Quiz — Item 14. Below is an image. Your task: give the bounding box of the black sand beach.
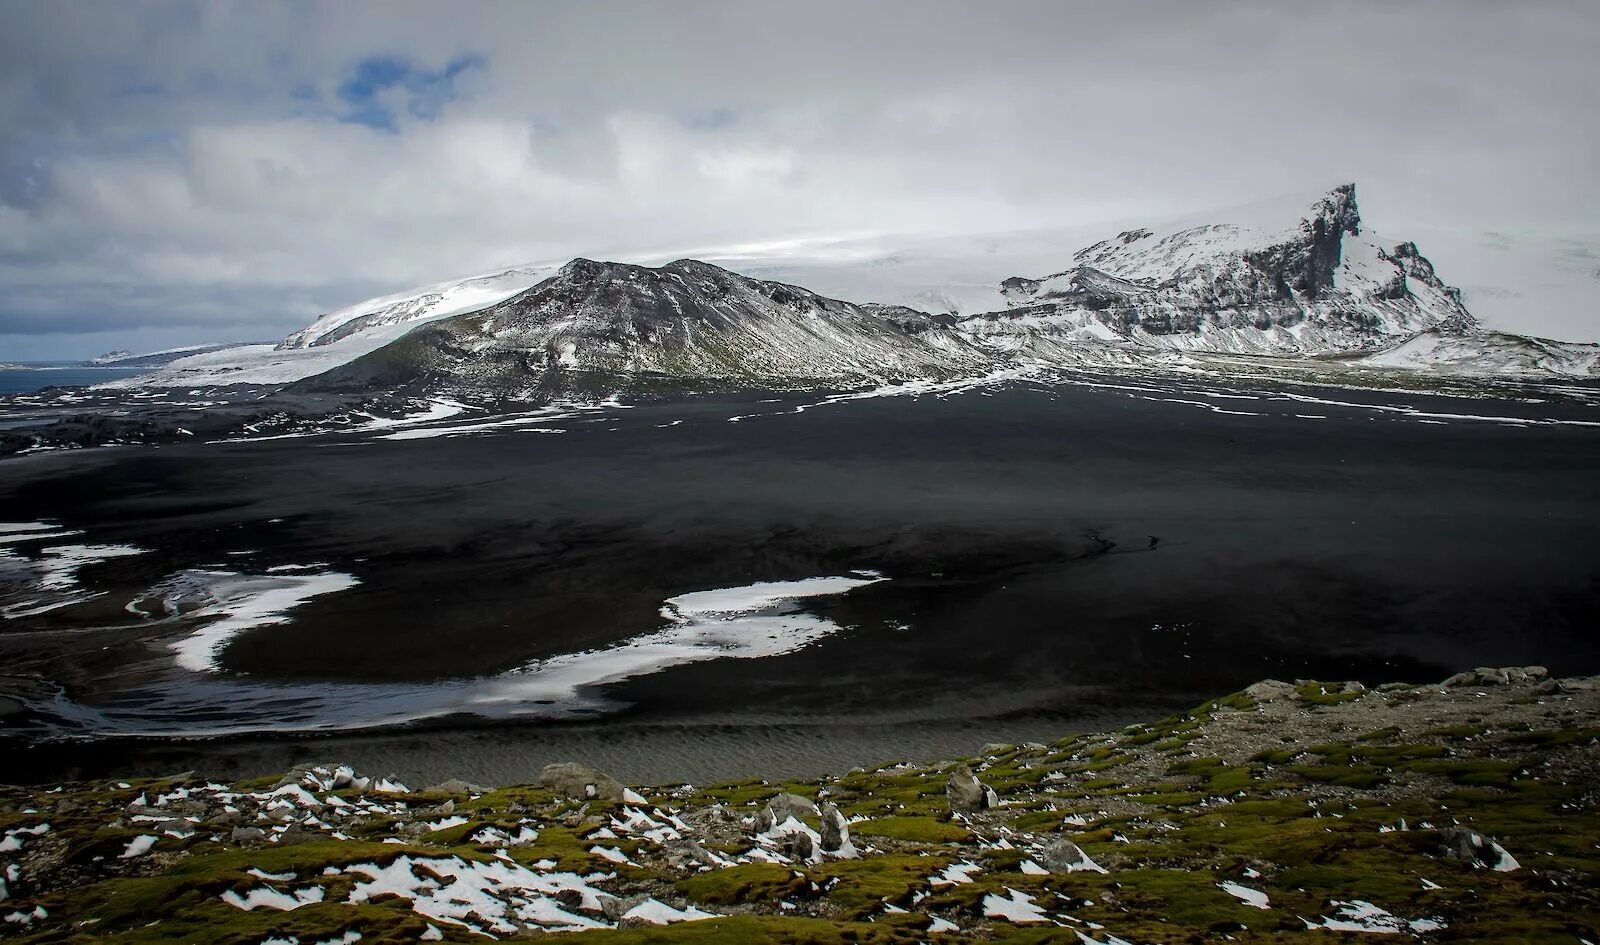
[3,375,1599,786]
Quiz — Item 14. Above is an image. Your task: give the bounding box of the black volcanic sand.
[3,377,1599,786]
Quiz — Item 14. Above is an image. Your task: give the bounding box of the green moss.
[813,855,951,919]
[555,915,923,944]
[1283,764,1387,789]
[676,863,810,906]
[1295,681,1366,705]
[850,815,971,844]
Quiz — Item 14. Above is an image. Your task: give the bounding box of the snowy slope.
[279,265,552,349]
[85,343,261,368]
[975,184,1476,357]
[1396,227,1600,344]
[101,265,554,388]
[1362,330,1600,377]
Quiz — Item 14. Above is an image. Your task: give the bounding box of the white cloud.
[0,0,1595,355]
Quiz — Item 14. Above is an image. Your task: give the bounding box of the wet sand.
[3,375,1599,785]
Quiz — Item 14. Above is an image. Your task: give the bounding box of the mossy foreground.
[2,669,1597,943]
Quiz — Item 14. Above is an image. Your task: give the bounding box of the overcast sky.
[1,0,1596,358]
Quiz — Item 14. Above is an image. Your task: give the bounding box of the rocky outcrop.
[977,184,1477,357]
[538,762,626,802]
[945,763,998,813]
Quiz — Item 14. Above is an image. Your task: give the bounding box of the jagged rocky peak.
[984,183,1476,355]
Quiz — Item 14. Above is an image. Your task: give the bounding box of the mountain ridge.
[101,184,1600,391]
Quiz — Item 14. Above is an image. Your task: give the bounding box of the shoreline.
[1,667,1595,942]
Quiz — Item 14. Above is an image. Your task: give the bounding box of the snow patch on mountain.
[279,265,552,349]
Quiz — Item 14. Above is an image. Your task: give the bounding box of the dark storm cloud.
[0,0,1595,355]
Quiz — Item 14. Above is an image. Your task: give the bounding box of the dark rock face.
[295,257,993,395]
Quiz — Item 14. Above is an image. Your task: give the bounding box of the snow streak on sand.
[31,573,884,737]
[0,522,147,618]
[136,569,362,672]
[443,573,886,715]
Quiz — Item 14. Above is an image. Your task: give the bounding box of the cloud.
[0,0,1596,355]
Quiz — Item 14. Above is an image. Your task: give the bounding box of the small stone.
[230,826,265,843]
[207,810,243,828]
[1243,679,1295,702]
[945,764,994,814]
[767,793,818,823]
[819,801,849,852]
[601,894,650,922]
[539,763,625,802]
[427,779,487,795]
[1038,837,1098,873]
[552,889,585,912]
[785,831,814,860]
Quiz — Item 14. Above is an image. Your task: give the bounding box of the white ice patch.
[0,824,49,854]
[1303,899,1446,934]
[222,885,325,911]
[620,899,716,925]
[929,861,982,885]
[460,574,884,715]
[155,569,361,672]
[344,855,614,935]
[1218,880,1269,910]
[119,835,158,858]
[982,887,1050,923]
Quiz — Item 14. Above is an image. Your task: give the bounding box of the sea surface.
[0,362,146,394]
[3,373,1598,786]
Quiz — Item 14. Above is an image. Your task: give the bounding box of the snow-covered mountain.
[970,184,1476,357]
[103,183,1597,392]
[299,258,996,393]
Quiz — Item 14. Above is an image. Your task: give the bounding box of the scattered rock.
[785,831,814,860]
[539,763,625,802]
[1244,679,1295,702]
[819,801,849,852]
[946,764,996,813]
[552,889,585,912]
[1438,827,1518,871]
[206,810,243,828]
[600,894,651,922]
[1443,666,1550,688]
[229,826,265,844]
[427,778,487,795]
[979,743,1014,757]
[1037,837,1101,873]
[754,793,817,833]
